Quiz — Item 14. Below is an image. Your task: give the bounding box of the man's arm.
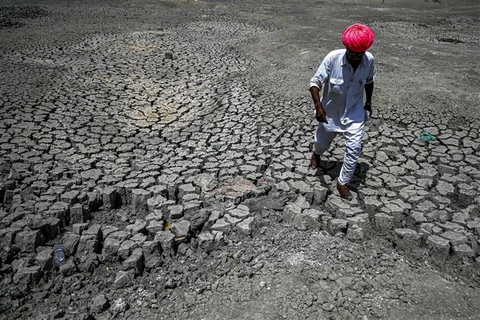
[309,86,327,123]
[310,54,331,124]
[364,82,374,115]
[364,56,375,115]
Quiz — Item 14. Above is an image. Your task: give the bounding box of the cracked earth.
[0,0,479,319]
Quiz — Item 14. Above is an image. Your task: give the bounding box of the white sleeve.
[309,55,330,89]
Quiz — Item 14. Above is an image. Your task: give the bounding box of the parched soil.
[0,0,479,319]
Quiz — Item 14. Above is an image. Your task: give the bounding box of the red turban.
[342,23,375,53]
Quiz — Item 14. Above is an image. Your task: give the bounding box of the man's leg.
[337,127,364,199]
[311,124,336,168]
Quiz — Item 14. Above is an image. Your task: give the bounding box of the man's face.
[346,49,365,63]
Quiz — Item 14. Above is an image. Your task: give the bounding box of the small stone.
[394,228,422,253]
[374,212,395,233]
[132,189,151,216]
[236,217,254,235]
[72,223,89,235]
[91,294,109,314]
[167,205,184,220]
[142,240,161,261]
[81,169,102,181]
[301,209,323,231]
[70,204,85,224]
[171,220,191,238]
[183,201,202,215]
[118,240,138,259]
[325,195,351,213]
[148,184,168,197]
[410,211,427,224]
[346,225,364,241]
[76,251,100,273]
[154,231,175,255]
[146,220,164,234]
[453,244,475,258]
[440,231,468,246]
[289,180,313,203]
[328,219,348,235]
[61,190,79,205]
[363,196,383,213]
[87,191,102,212]
[426,235,450,255]
[451,212,469,226]
[211,218,231,232]
[147,195,168,212]
[283,203,302,224]
[457,188,476,208]
[83,224,102,238]
[204,210,221,230]
[436,180,455,197]
[35,249,53,271]
[321,303,335,312]
[114,270,134,289]
[178,183,197,200]
[123,248,144,275]
[438,164,457,175]
[102,186,120,210]
[15,228,45,253]
[111,298,128,314]
[313,182,328,205]
[228,207,250,220]
[0,226,20,244]
[183,209,209,232]
[126,220,147,234]
[131,233,147,245]
[275,181,290,192]
[294,195,310,209]
[103,238,121,258]
[145,210,163,221]
[13,266,42,286]
[76,233,100,257]
[62,232,80,256]
[46,217,61,239]
[224,214,241,225]
[466,220,480,236]
[197,232,215,252]
[347,214,372,238]
[27,215,48,230]
[437,221,464,232]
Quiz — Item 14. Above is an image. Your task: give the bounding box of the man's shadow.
[314,160,370,193]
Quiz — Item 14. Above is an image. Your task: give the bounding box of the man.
[309,23,375,200]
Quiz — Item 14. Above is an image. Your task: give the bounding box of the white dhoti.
[314,123,364,185]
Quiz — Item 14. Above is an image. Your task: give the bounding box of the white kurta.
[309,49,375,185]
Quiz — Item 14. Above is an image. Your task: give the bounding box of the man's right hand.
[315,103,328,123]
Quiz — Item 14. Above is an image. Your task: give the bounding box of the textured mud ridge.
[0,0,479,319]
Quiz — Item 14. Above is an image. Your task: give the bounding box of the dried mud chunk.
[236,217,254,235]
[15,228,44,252]
[13,266,42,287]
[114,270,134,289]
[122,248,144,276]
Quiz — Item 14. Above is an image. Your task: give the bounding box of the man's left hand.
[364,102,372,117]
